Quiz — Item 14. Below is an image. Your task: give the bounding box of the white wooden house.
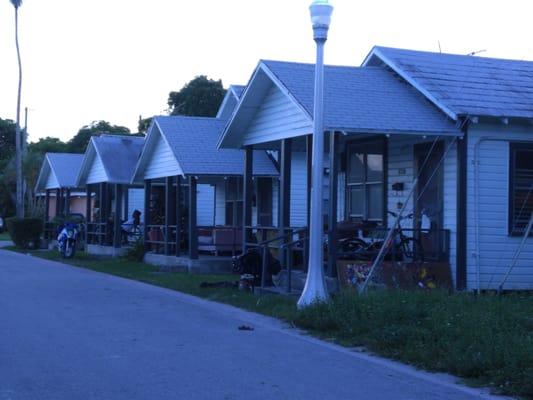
[131,115,278,269]
[76,134,145,255]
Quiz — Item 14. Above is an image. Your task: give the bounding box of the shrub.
[124,237,145,262]
[6,217,43,249]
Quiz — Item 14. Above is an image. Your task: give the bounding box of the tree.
[28,137,68,154]
[67,120,131,153]
[168,76,226,117]
[137,116,152,136]
[0,118,16,166]
[10,0,23,218]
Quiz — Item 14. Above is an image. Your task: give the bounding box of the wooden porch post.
[164,176,173,255]
[44,190,50,223]
[305,134,313,268]
[243,146,254,252]
[55,189,61,216]
[279,138,292,267]
[143,179,151,251]
[113,184,122,248]
[122,187,129,220]
[175,176,182,257]
[65,188,71,216]
[456,132,468,290]
[85,184,91,246]
[188,176,198,260]
[327,131,339,277]
[99,183,105,245]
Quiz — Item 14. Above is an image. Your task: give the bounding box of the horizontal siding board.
[243,84,312,146]
[466,123,533,290]
[145,134,182,180]
[86,154,108,184]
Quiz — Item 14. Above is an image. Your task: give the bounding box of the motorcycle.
[57,223,79,259]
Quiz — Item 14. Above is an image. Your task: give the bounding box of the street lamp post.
[297,0,333,309]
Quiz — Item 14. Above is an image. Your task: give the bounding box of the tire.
[64,240,76,259]
[394,237,424,263]
[339,238,367,260]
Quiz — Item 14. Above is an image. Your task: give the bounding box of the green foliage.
[123,237,145,262]
[137,117,152,136]
[294,290,533,398]
[67,120,131,153]
[168,75,226,117]
[0,118,16,165]
[6,217,43,249]
[28,136,68,154]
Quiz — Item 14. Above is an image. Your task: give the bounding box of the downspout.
[473,136,528,293]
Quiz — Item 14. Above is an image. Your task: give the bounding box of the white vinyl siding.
[45,169,59,190]
[467,123,533,291]
[197,184,215,226]
[86,154,108,184]
[145,133,182,180]
[290,152,308,227]
[214,178,226,226]
[386,135,458,285]
[127,188,145,223]
[243,84,312,146]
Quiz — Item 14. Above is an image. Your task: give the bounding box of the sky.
[1,0,533,144]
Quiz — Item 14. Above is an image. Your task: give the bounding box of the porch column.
[243,146,254,251]
[327,131,339,277]
[175,176,182,256]
[143,179,151,251]
[85,185,91,247]
[65,188,71,215]
[122,188,129,220]
[188,176,198,260]
[99,183,106,245]
[164,176,174,255]
[279,138,292,267]
[55,189,61,216]
[456,133,468,290]
[44,190,50,223]
[305,134,313,268]
[113,184,123,248]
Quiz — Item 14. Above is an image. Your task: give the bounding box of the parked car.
[0,216,4,233]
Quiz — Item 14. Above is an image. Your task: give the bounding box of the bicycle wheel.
[394,237,424,263]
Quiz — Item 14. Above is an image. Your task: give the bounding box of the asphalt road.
[0,250,505,400]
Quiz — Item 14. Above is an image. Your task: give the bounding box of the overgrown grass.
[0,232,11,241]
[7,248,533,398]
[295,290,533,398]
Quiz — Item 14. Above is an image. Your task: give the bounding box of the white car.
[0,217,4,233]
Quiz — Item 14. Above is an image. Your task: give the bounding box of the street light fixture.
[297,0,333,309]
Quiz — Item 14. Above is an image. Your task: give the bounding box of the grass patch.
[0,232,11,241]
[295,290,533,398]
[8,248,533,398]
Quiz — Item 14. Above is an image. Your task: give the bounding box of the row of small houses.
[35,46,533,291]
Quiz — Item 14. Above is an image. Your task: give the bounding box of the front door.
[414,141,444,231]
[414,141,445,261]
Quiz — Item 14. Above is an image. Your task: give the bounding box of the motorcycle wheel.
[64,240,76,259]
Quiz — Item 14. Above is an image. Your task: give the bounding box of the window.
[346,140,384,221]
[225,177,243,226]
[510,143,533,235]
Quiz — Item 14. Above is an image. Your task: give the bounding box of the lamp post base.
[297,263,328,309]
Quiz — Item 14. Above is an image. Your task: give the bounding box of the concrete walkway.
[0,250,506,400]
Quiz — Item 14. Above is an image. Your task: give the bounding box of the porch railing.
[144,224,242,257]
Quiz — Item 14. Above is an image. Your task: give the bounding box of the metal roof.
[364,46,533,120]
[219,60,460,148]
[134,116,278,179]
[263,60,459,134]
[93,135,144,184]
[35,153,84,190]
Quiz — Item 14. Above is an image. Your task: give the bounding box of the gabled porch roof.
[216,84,245,120]
[132,116,278,183]
[35,153,84,191]
[218,60,461,149]
[76,135,145,186]
[363,46,533,122]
